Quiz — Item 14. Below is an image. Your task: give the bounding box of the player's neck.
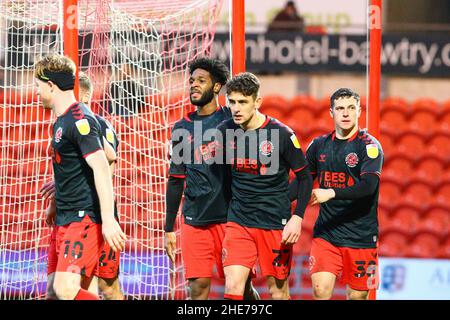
[335,124,359,140]
[241,112,266,131]
[52,91,78,117]
[196,98,218,116]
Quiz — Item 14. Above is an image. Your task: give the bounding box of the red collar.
[260,115,271,129]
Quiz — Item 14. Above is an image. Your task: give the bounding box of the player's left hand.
[40,180,56,200]
[281,215,303,245]
[102,219,127,252]
[311,188,336,205]
[45,201,56,227]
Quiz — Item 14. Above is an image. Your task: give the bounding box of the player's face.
[227,91,262,126]
[79,87,92,106]
[189,68,215,107]
[34,78,52,109]
[330,96,360,131]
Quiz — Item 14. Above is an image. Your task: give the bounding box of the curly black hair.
[330,88,360,108]
[189,58,230,86]
[225,72,260,100]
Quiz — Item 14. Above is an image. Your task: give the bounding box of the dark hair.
[226,72,260,99]
[189,58,230,86]
[330,88,360,108]
[286,1,296,7]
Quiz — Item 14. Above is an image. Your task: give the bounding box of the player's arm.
[40,179,56,200]
[85,150,126,252]
[102,136,117,178]
[165,177,185,233]
[45,197,56,226]
[164,176,185,264]
[164,123,187,263]
[281,131,313,245]
[69,116,126,252]
[103,136,117,164]
[311,174,379,205]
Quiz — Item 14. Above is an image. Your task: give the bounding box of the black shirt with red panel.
[216,116,308,230]
[51,102,104,226]
[306,128,384,248]
[168,106,232,226]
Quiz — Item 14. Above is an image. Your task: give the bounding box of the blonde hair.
[78,71,92,93]
[34,54,76,79]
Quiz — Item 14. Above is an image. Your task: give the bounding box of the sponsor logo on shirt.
[55,127,63,143]
[290,134,301,149]
[75,119,90,135]
[106,128,115,145]
[319,171,355,189]
[260,164,268,175]
[366,144,379,159]
[345,152,359,167]
[231,157,259,175]
[194,141,220,162]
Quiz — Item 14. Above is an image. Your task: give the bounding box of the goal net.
[0,0,223,300]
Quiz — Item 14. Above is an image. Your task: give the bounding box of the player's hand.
[102,219,127,252]
[311,188,335,205]
[45,201,56,227]
[282,215,302,245]
[40,180,56,200]
[164,232,177,264]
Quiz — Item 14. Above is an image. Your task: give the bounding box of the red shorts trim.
[309,237,379,291]
[180,221,226,279]
[222,222,292,280]
[47,227,59,275]
[96,240,120,279]
[55,215,103,277]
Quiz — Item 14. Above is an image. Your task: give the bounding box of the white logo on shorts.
[309,256,316,271]
[222,248,228,263]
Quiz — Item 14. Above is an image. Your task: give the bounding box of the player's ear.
[82,94,89,105]
[47,81,55,91]
[329,107,334,119]
[213,82,221,95]
[255,95,263,109]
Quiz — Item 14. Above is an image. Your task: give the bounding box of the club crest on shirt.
[106,128,115,144]
[290,134,301,149]
[55,127,63,143]
[259,140,274,156]
[345,152,359,167]
[366,144,379,159]
[75,119,90,135]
